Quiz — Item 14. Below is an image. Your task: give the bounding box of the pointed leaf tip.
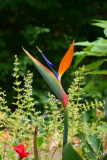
[36,46,58,78]
[58,40,75,79]
[36,46,54,67]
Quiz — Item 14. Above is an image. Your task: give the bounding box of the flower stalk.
[63,105,69,147]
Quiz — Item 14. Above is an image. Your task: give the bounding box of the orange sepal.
[58,40,74,79]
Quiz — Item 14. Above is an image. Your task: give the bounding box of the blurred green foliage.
[74,20,107,100]
[0,0,107,108]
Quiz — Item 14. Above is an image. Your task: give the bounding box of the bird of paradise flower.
[23,40,74,147]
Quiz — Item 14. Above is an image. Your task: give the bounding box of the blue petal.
[50,68,58,78]
[36,46,58,78]
[36,46,54,67]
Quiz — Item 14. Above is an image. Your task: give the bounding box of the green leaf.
[92,20,107,29]
[62,142,82,160]
[92,22,107,28]
[84,59,107,72]
[85,70,107,75]
[88,134,103,156]
[104,28,107,37]
[78,133,103,159]
[94,20,107,25]
[37,137,44,147]
[74,51,86,56]
[73,54,86,68]
[78,134,97,159]
[74,50,107,56]
[75,41,90,46]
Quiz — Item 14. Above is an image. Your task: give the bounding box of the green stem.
[63,106,69,147]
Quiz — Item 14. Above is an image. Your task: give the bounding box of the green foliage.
[74,20,107,100]
[78,133,102,160]
[24,25,50,45]
[62,143,82,160]
[92,20,107,37]
[0,56,106,159]
[74,38,107,57]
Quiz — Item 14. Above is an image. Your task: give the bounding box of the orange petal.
[58,40,74,80]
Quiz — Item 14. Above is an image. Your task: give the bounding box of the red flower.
[13,143,30,159]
